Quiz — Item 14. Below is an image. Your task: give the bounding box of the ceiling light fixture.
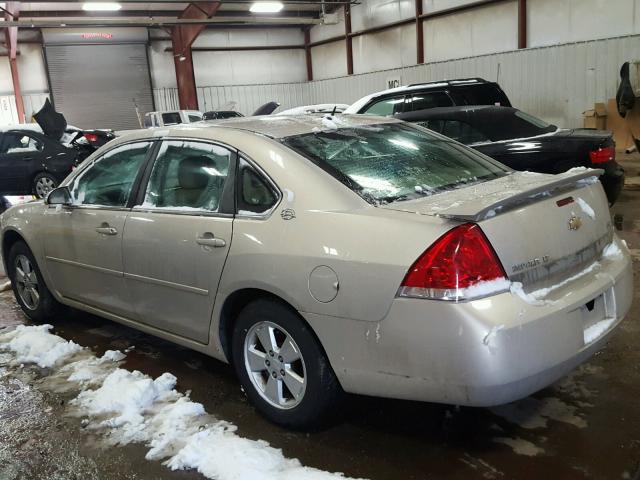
[249,1,284,13]
[82,2,122,11]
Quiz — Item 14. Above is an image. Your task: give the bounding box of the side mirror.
[46,186,72,206]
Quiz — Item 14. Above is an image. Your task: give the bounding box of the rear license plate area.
[580,287,617,345]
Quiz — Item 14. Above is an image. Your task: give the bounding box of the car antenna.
[331,105,337,116]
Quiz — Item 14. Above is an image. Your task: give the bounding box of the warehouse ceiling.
[1,1,356,27]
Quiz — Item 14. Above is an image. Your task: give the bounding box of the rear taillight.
[84,133,99,144]
[398,223,508,301]
[589,146,615,164]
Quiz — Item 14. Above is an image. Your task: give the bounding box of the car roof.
[396,105,518,123]
[344,78,496,114]
[187,113,399,139]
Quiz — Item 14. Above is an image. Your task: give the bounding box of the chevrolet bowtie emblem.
[568,214,583,231]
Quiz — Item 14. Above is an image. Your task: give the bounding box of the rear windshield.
[281,123,509,205]
[478,110,557,141]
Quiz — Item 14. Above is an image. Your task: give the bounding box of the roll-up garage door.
[45,42,154,130]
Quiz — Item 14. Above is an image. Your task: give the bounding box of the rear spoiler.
[434,169,604,222]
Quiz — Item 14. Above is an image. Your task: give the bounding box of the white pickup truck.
[142,110,203,128]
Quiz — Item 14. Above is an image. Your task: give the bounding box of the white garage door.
[45,43,154,130]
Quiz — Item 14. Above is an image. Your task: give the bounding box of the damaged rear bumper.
[304,238,634,406]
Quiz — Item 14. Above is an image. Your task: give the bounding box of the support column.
[517,0,527,49]
[304,28,313,81]
[171,2,221,110]
[344,3,353,75]
[415,0,424,64]
[4,2,24,123]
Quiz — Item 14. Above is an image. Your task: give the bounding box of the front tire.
[33,173,58,199]
[232,299,343,429]
[7,241,60,322]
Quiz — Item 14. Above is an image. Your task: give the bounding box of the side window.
[141,140,231,212]
[69,142,151,207]
[417,120,446,134]
[162,112,182,125]
[404,91,453,111]
[188,114,202,123]
[237,159,277,215]
[362,96,406,116]
[1,132,44,154]
[441,120,489,144]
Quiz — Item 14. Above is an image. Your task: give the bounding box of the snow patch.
[493,437,545,456]
[575,198,595,220]
[602,241,623,260]
[463,278,511,299]
[0,325,358,480]
[583,318,616,344]
[0,324,82,368]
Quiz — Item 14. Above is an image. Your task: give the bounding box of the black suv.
[344,78,511,116]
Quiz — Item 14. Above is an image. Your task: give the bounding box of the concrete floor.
[1,178,639,480]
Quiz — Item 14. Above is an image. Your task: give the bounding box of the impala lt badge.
[568,214,583,231]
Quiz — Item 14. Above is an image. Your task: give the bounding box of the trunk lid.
[381,169,612,291]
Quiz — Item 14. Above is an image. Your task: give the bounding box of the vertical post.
[4,2,24,123]
[304,28,313,81]
[344,3,353,75]
[172,2,221,110]
[517,0,527,49]
[172,29,199,110]
[415,0,424,64]
[8,57,25,123]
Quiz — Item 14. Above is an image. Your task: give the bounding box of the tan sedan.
[1,115,632,428]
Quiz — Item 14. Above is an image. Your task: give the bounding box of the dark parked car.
[202,110,244,120]
[0,127,90,198]
[396,105,624,204]
[344,77,511,115]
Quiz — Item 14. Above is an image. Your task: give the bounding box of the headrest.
[178,155,215,190]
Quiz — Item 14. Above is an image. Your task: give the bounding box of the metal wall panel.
[155,34,640,128]
[0,93,50,126]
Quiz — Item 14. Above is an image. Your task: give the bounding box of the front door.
[43,141,153,316]
[122,140,235,342]
[0,132,45,194]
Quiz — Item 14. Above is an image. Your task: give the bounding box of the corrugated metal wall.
[155,34,640,129]
[0,93,49,126]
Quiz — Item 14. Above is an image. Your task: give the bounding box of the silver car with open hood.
[0,114,632,429]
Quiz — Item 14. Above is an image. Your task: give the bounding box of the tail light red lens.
[589,146,615,164]
[84,133,99,144]
[399,223,508,301]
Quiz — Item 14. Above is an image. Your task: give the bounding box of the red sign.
[81,32,113,40]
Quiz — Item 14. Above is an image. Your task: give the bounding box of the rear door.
[122,139,235,343]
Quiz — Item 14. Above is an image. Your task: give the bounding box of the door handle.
[96,225,118,235]
[196,232,226,248]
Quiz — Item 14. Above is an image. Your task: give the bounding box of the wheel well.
[2,230,25,269]
[218,289,302,364]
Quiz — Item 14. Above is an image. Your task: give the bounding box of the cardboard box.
[583,102,607,129]
[606,98,640,151]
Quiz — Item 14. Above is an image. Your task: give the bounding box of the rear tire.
[232,299,344,429]
[7,241,60,322]
[33,173,58,199]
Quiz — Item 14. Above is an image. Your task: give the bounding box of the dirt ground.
[0,167,639,480]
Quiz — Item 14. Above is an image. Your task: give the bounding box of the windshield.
[281,123,509,204]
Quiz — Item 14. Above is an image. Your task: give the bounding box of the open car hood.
[33,98,67,140]
[252,101,280,116]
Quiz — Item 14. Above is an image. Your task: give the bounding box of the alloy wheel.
[14,254,40,310]
[35,176,56,197]
[243,321,307,409]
